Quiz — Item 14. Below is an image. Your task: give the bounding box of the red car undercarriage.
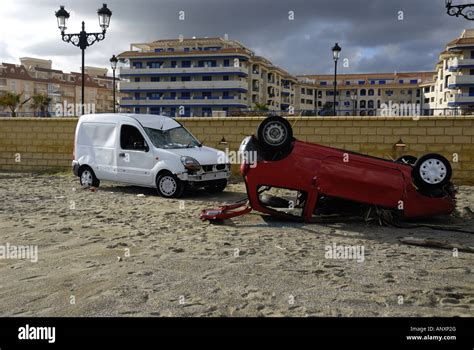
[201,117,456,223]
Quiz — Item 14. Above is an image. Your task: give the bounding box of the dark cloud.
[1,0,470,74]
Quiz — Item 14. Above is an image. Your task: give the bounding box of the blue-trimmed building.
[117,37,305,117]
[423,29,474,114]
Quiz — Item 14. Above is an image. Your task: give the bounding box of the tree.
[254,102,269,111]
[30,94,52,117]
[0,92,31,117]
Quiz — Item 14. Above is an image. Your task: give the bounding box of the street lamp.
[446,0,474,20]
[350,91,357,116]
[110,55,118,113]
[55,4,112,115]
[332,42,342,116]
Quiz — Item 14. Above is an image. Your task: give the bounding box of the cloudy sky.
[0,0,471,76]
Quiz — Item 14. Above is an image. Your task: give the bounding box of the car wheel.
[412,154,452,190]
[395,155,417,166]
[79,166,100,188]
[156,172,184,198]
[206,179,227,193]
[257,116,293,153]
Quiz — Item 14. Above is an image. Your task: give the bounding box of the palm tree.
[254,102,269,111]
[0,92,31,117]
[31,94,52,117]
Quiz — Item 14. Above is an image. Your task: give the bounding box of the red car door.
[317,156,405,209]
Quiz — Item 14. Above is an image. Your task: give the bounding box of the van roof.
[78,113,181,131]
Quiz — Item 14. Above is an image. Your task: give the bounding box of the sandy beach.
[0,172,472,317]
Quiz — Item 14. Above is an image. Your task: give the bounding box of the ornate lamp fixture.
[446,0,474,20]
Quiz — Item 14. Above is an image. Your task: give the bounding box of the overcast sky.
[0,0,471,76]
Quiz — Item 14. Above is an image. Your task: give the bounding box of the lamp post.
[332,43,342,116]
[446,0,474,20]
[55,4,112,116]
[351,91,357,116]
[110,55,118,113]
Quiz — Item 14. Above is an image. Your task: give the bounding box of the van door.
[76,122,117,181]
[117,124,154,185]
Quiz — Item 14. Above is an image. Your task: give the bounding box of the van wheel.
[156,172,184,198]
[79,166,100,188]
[257,116,293,153]
[412,154,452,190]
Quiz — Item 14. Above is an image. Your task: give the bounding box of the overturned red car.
[201,116,456,223]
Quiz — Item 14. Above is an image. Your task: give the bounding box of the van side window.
[120,125,147,151]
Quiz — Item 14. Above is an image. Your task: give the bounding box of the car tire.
[395,155,417,166]
[412,154,452,190]
[206,179,228,193]
[156,172,185,198]
[79,166,100,188]
[257,116,293,153]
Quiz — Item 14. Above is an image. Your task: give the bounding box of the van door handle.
[119,152,126,157]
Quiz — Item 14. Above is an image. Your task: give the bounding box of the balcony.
[449,58,474,71]
[119,80,248,92]
[448,75,474,88]
[120,65,248,77]
[449,94,474,105]
[120,96,247,107]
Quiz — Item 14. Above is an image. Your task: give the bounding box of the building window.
[147,62,162,68]
[202,76,212,81]
[181,61,191,68]
[151,77,160,82]
[181,76,191,81]
[224,59,230,67]
[358,81,365,85]
[223,75,229,81]
[171,61,177,68]
[132,62,143,68]
[368,100,374,109]
[320,81,327,86]
[170,77,177,82]
[360,100,366,108]
[368,89,374,96]
[134,77,140,82]
[360,89,367,96]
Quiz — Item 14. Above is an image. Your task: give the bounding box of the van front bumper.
[72,161,80,177]
[177,170,230,182]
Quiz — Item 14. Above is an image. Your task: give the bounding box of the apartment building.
[422,29,474,115]
[0,57,123,116]
[118,37,315,117]
[297,72,433,116]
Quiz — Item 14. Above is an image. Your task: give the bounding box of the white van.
[72,114,230,197]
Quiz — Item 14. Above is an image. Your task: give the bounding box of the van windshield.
[143,126,200,149]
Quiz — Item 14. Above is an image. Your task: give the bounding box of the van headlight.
[181,156,201,171]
